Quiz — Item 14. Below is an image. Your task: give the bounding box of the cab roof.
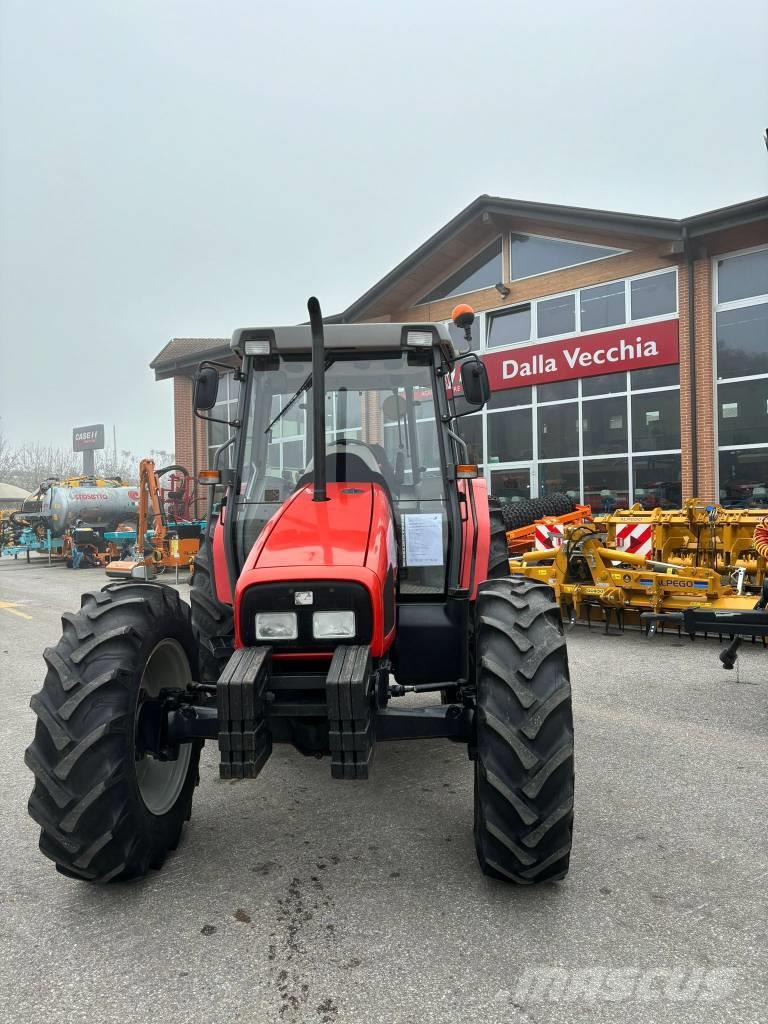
[231,322,459,360]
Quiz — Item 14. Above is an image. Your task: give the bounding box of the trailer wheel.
[500,492,575,532]
[473,577,574,883]
[25,582,201,883]
[190,532,233,682]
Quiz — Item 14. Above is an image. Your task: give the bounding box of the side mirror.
[193,366,219,411]
[459,359,490,410]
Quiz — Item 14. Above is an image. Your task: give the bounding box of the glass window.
[486,305,531,348]
[630,271,677,320]
[282,439,305,470]
[632,454,681,509]
[489,467,531,504]
[538,402,578,459]
[581,396,628,456]
[580,280,626,331]
[583,458,630,513]
[419,238,503,304]
[717,249,768,304]
[631,364,679,390]
[446,317,479,354]
[416,418,440,469]
[208,416,230,450]
[487,386,532,410]
[538,380,577,402]
[717,379,768,447]
[582,371,628,397]
[487,409,533,462]
[631,391,680,452]
[537,293,576,338]
[457,413,483,464]
[510,233,624,280]
[539,461,580,500]
[718,448,768,507]
[716,303,768,379]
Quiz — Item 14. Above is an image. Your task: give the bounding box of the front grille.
[240,580,372,650]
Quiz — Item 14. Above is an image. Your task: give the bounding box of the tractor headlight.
[254,611,298,640]
[312,610,355,639]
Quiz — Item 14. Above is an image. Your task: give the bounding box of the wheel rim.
[135,637,193,816]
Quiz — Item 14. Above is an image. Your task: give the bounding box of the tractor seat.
[296,441,396,498]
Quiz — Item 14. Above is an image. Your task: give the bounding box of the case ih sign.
[72,424,105,452]
[482,317,679,391]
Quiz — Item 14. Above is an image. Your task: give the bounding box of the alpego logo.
[483,317,679,392]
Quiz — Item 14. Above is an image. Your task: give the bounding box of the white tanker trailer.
[16,478,139,537]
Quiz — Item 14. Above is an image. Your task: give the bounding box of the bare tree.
[0,438,175,491]
[0,432,16,483]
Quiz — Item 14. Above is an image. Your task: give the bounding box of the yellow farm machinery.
[508,499,768,630]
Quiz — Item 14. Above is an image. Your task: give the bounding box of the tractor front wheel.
[473,576,574,883]
[25,582,201,883]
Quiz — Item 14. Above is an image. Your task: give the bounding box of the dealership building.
[152,194,768,511]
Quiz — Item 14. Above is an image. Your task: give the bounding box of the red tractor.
[26,300,575,884]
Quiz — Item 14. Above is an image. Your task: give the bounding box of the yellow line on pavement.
[0,600,33,620]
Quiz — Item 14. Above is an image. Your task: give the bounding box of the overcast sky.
[1,0,766,459]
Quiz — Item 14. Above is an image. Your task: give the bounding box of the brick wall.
[173,377,195,477]
[693,259,715,501]
[173,375,209,517]
[677,265,694,500]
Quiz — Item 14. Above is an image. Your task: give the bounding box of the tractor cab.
[199,315,490,600]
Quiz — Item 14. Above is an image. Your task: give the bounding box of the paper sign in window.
[403,513,443,567]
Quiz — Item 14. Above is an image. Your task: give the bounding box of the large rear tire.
[487,496,511,580]
[25,582,201,883]
[190,531,233,682]
[473,576,574,883]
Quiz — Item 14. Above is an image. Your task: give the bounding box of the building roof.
[151,337,232,380]
[332,193,768,323]
[150,193,768,374]
[0,482,31,501]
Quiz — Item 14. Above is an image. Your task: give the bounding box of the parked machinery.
[595,500,768,589]
[510,520,759,630]
[504,497,592,557]
[105,460,202,578]
[1,476,138,563]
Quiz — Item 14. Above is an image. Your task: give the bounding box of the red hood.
[251,483,373,570]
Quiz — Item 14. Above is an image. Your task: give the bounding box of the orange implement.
[507,505,592,556]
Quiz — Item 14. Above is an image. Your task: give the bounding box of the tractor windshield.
[232,349,449,593]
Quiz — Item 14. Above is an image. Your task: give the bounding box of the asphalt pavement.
[0,556,766,1023]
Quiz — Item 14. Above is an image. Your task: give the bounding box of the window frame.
[713,243,768,500]
[417,235,503,306]
[464,267,678,357]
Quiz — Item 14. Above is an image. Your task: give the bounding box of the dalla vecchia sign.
[482,318,679,391]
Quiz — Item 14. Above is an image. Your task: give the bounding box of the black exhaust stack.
[307,296,328,502]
